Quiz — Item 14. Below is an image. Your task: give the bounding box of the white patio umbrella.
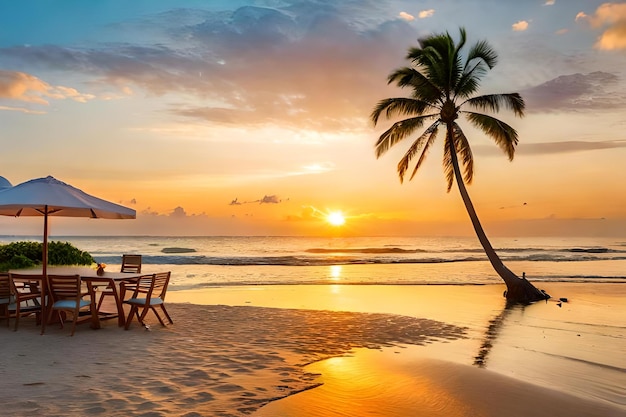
[0,175,136,275]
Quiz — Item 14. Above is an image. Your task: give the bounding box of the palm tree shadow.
[473,301,526,368]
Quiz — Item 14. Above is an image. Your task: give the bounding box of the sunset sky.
[1,0,625,237]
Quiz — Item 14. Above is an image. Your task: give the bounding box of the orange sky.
[1,1,625,237]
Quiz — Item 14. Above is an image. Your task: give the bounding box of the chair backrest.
[153,272,170,300]
[133,272,171,301]
[9,273,45,296]
[121,254,142,273]
[0,273,11,300]
[47,274,82,301]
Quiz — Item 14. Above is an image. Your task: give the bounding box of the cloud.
[398,11,414,21]
[0,70,95,108]
[475,139,626,157]
[512,20,529,31]
[577,3,626,50]
[0,4,416,131]
[522,71,625,111]
[0,105,46,114]
[229,195,287,205]
[418,9,434,19]
[519,140,626,155]
[285,205,325,222]
[49,86,95,103]
[259,195,281,204]
[170,206,187,218]
[0,70,52,104]
[544,0,555,5]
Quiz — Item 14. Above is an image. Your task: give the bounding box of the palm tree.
[371,28,548,304]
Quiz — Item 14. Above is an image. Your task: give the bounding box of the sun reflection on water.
[329,265,342,281]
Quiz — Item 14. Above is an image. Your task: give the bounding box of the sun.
[326,211,346,226]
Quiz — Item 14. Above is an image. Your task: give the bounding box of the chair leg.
[13,305,20,332]
[152,307,166,326]
[42,305,57,335]
[0,306,9,327]
[96,292,105,311]
[159,305,173,324]
[70,309,79,336]
[96,285,112,311]
[138,307,150,327]
[124,306,137,330]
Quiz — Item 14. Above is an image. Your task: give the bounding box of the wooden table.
[10,266,145,329]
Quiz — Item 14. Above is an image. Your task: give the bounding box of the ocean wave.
[305,246,624,255]
[170,275,626,290]
[305,247,427,254]
[92,253,626,267]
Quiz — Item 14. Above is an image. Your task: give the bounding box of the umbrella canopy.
[0,175,135,274]
[0,176,12,190]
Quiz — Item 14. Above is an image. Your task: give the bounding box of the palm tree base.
[503,275,550,304]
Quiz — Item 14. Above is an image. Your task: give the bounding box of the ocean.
[2,235,624,291]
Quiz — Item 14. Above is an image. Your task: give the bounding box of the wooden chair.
[122,272,173,330]
[0,273,13,326]
[97,254,142,310]
[45,274,94,336]
[121,254,142,273]
[8,273,47,333]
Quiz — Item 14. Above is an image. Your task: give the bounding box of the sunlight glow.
[327,211,346,226]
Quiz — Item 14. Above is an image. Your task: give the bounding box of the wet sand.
[1,283,624,416]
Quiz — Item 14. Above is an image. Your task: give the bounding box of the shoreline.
[1,282,624,416]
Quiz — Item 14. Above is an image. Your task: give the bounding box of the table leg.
[108,282,126,327]
[87,281,101,330]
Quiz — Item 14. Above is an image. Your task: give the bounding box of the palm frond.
[409,33,457,93]
[463,93,525,117]
[466,39,498,69]
[370,98,433,125]
[374,115,437,158]
[450,28,468,94]
[408,122,440,181]
[452,122,474,184]
[464,112,519,160]
[453,37,499,99]
[387,67,442,103]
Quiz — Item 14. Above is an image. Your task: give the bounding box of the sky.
[0,0,625,238]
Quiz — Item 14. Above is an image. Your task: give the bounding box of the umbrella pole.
[43,205,48,277]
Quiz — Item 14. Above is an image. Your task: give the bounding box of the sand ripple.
[0,303,466,416]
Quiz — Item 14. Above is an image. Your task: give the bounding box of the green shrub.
[48,241,94,265]
[0,241,95,271]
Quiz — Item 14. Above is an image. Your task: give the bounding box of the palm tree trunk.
[447,133,549,304]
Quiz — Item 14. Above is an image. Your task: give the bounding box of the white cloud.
[575,12,588,22]
[398,11,414,21]
[50,86,96,103]
[512,20,529,31]
[418,9,435,19]
[544,0,555,5]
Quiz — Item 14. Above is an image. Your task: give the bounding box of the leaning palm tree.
[371,28,548,304]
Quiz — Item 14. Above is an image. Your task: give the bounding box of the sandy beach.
[1,282,624,416]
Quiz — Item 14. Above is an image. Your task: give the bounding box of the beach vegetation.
[371,27,549,304]
[0,241,95,271]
